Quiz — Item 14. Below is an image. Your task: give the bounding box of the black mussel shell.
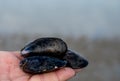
[20,56,67,74]
[20,37,88,74]
[63,50,88,69]
[21,38,67,58]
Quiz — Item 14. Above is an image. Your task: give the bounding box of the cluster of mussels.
[20,38,88,74]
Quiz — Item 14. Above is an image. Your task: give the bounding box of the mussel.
[21,38,67,58]
[20,37,88,74]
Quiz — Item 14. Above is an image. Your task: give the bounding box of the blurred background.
[0,0,120,81]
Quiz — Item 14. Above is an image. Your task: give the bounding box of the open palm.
[0,51,76,81]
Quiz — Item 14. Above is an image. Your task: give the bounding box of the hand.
[0,51,78,81]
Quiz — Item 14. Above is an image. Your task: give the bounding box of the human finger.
[29,67,75,81]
